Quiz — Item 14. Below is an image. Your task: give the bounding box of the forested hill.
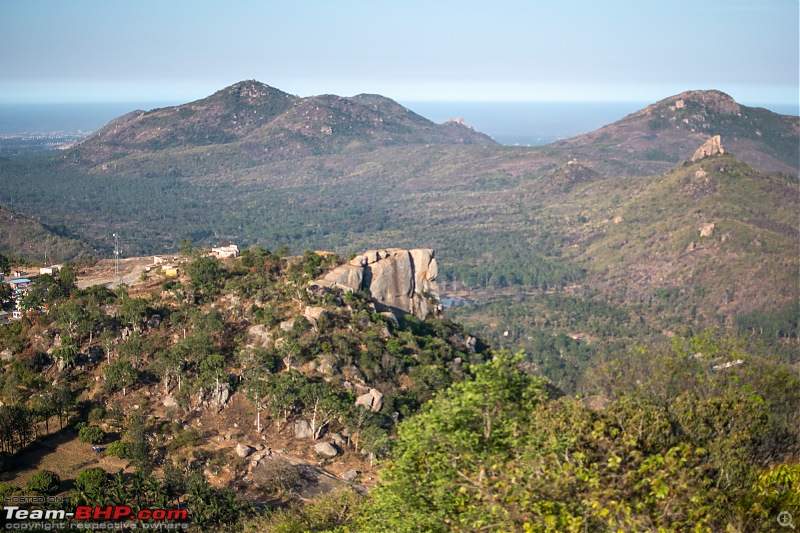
[0,203,90,261]
[64,80,496,168]
[0,249,797,532]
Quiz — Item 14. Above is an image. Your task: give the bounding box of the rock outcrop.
[355,388,384,412]
[700,223,716,237]
[691,135,724,161]
[311,248,442,320]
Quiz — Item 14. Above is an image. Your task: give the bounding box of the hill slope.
[68,80,496,168]
[555,90,799,175]
[0,203,92,261]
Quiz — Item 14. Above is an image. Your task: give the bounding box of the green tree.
[78,425,105,444]
[73,467,109,505]
[54,300,90,342]
[116,297,149,332]
[179,238,195,257]
[104,358,139,395]
[21,274,62,310]
[188,257,225,300]
[54,336,79,370]
[298,380,353,439]
[106,440,129,459]
[57,264,77,295]
[0,281,11,302]
[26,469,60,495]
[126,412,153,475]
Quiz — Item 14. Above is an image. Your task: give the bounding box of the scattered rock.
[236,443,253,458]
[163,395,178,408]
[304,306,328,325]
[314,442,338,457]
[465,336,477,353]
[342,365,366,385]
[247,324,274,348]
[342,469,359,482]
[283,354,302,369]
[279,320,295,332]
[294,419,314,439]
[329,432,347,447]
[316,357,338,376]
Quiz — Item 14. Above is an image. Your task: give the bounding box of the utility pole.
[113,233,121,283]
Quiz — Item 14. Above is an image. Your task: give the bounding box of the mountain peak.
[647,89,741,117]
[207,80,297,104]
[556,89,798,175]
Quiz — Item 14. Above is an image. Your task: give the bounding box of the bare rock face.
[691,135,724,161]
[320,263,364,292]
[311,248,441,320]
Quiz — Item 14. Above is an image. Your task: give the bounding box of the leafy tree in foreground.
[356,342,799,532]
[73,467,109,505]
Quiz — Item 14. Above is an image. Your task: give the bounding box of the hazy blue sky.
[1,0,797,105]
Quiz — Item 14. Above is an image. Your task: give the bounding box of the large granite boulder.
[310,248,442,320]
[691,135,724,161]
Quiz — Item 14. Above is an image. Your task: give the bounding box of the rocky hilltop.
[555,90,799,175]
[312,248,441,320]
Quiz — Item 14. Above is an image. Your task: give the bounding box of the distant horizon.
[3,1,796,118]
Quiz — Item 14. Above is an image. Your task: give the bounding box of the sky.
[0,0,797,106]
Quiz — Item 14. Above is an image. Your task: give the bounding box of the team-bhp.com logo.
[4,505,189,529]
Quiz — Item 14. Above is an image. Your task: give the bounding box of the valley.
[0,81,797,531]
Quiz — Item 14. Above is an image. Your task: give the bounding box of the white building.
[211,244,239,259]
